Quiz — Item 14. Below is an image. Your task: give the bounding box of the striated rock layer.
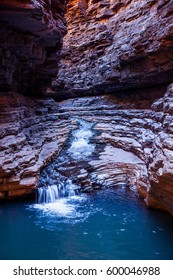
[0,0,68,196]
[147,84,173,214]
[54,0,173,99]
[0,92,74,198]
[0,0,67,94]
[1,84,173,216]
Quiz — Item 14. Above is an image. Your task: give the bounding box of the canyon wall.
[0,0,68,196]
[54,0,173,101]
[0,92,74,198]
[1,0,173,217]
[0,0,67,94]
[147,83,173,214]
[52,0,173,215]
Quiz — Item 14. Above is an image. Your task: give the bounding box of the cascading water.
[36,119,95,204]
[37,180,79,204]
[68,119,95,160]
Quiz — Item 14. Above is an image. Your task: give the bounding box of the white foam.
[33,199,75,216]
[71,138,88,148]
[68,120,95,160]
[75,129,92,139]
[31,195,88,218]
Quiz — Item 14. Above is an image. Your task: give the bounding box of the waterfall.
[37,180,79,204]
[36,119,94,204]
[68,119,95,160]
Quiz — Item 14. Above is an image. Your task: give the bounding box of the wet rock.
[82,186,93,193]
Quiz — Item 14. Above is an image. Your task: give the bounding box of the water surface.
[0,187,173,260]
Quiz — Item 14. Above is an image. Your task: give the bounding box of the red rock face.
[0,92,73,198]
[55,0,173,97]
[0,0,67,94]
[146,84,173,215]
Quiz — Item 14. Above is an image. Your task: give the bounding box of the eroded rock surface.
[147,84,173,214]
[0,92,74,198]
[0,0,67,94]
[1,84,173,216]
[55,0,173,98]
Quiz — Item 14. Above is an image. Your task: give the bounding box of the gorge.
[0,0,173,260]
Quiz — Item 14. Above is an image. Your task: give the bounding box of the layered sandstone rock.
[0,0,68,196]
[1,92,148,198]
[0,92,75,198]
[55,0,173,99]
[147,83,173,214]
[1,84,173,216]
[47,84,173,215]
[0,0,68,197]
[0,0,67,94]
